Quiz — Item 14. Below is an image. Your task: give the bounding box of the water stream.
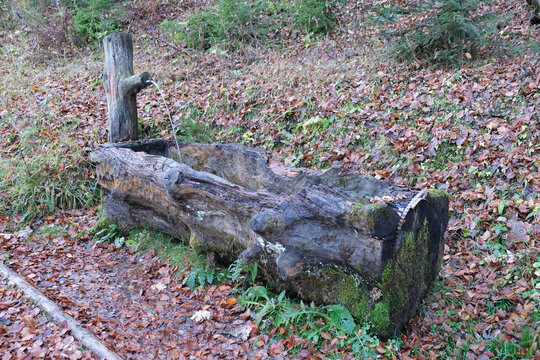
[147,80,182,163]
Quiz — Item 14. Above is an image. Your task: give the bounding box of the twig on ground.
[157,37,194,59]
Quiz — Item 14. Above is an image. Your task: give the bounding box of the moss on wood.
[348,203,390,231]
[377,220,431,337]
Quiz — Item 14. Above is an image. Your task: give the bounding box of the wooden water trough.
[92,33,449,338]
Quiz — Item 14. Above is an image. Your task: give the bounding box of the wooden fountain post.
[103,32,151,143]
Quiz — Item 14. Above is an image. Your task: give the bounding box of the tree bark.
[0,261,123,360]
[529,0,540,24]
[91,140,449,337]
[6,1,27,25]
[103,32,151,143]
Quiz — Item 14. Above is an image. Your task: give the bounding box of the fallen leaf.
[190,310,211,322]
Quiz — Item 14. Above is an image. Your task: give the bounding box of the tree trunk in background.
[103,32,151,143]
[528,0,540,24]
[6,1,26,25]
[91,140,450,338]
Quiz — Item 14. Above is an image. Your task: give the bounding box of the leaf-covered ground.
[0,0,539,358]
[0,214,264,359]
[0,269,96,359]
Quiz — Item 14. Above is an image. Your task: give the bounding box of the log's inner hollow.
[105,138,411,201]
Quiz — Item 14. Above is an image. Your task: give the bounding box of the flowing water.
[148,80,182,163]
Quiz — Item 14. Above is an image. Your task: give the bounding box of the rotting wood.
[0,261,124,360]
[103,32,151,143]
[91,139,449,337]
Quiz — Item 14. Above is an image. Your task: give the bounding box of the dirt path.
[0,214,261,359]
[0,274,97,360]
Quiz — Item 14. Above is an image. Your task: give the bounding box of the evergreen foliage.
[183,0,268,50]
[161,0,340,50]
[292,0,338,34]
[389,0,501,65]
[73,0,125,47]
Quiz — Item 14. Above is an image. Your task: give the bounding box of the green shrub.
[164,0,269,50]
[73,0,125,47]
[389,0,501,65]
[161,0,340,50]
[292,0,338,34]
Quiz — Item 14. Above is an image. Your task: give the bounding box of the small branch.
[0,261,124,360]
[156,37,194,59]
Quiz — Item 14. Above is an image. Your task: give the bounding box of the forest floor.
[0,0,539,359]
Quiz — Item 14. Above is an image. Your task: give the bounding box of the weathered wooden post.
[103,32,151,143]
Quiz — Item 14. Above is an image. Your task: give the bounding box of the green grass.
[486,309,539,359]
[0,113,99,222]
[122,227,232,289]
[125,228,204,271]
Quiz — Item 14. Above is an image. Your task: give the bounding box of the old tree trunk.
[91,140,449,337]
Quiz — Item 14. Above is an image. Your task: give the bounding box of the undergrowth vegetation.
[5,0,125,50]
[386,0,503,65]
[0,112,99,221]
[72,0,126,47]
[160,0,340,50]
[98,226,383,358]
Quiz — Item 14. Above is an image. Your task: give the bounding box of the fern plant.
[237,285,379,356]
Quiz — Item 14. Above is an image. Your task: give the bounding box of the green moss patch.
[189,229,244,263]
[290,266,369,318]
[378,220,431,337]
[348,203,390,232]
[371,301,391,335]
[290,265,401,337]
[427,189,450,210]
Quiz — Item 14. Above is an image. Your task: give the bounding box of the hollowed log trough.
[90,139,449,337]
